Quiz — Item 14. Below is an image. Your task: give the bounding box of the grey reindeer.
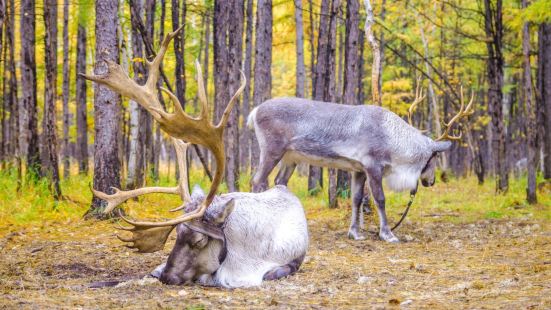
[248,84,474,242]
[82,26,308,288]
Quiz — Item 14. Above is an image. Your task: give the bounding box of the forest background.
[0,0,550,218]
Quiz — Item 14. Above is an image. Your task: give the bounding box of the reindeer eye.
[191,235,208,248]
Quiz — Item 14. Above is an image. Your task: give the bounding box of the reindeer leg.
[275,163,296,186]
[262,254,305,281]
[252,148,284,193]
[348,171,367,240]
[366,166,399,243]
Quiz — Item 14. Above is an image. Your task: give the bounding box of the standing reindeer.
[82,26,308,287]
[248,84,474,242]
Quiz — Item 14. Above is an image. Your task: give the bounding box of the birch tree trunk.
[42,0,62,199]
[363,0,381,105]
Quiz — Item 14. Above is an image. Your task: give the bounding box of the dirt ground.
[1,205,550,309]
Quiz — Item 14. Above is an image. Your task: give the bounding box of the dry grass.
[0,169,550,309]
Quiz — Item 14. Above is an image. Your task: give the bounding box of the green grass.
[0,165,549,231]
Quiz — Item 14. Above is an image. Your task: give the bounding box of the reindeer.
[248,83,474,242]
[82,26,308,287]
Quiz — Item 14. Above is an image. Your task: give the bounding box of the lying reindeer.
[82,26,307,287]
[151,184,308,287]
[248,84,473,242]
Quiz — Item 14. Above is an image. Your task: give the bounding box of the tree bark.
[337,0,361,199]
[294,0,306,98]
[76,22,89,174]
[172,0,185,109]
[62,0,71,178]
[484,0,508,193]
[251,0,272,176]
[89,0,121,216]
[42,0,62,199]
[127,0,147,190]
[363,0,381,105]
[522,0,536,203]
[539,23,551,179]
[309,0,339,195]
[20,0,40,178]
[240,0,254,172]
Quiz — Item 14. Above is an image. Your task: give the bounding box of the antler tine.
[195,60,210,121]
[169,138,191,212]
[408,77,426,126]
[159,87,192,119]
[217,70,247,129]
[145,24,185,90]
[436,85,476,141]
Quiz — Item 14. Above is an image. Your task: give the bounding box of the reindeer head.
[408,82,474,188]
[157,186,235,285]
[82,25,245,254]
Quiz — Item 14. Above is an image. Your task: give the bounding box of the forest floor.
[0,170,550,309]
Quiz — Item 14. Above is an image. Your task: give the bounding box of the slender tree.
[61,0,71,178]
[88,0,121,216]
[294,0,306,98]
[172,0,185,108]
[522,0,536,203]
[20,0,40,178]
[539,23,551,180]
[214,0,244,192]
[251,0,272,176]
[337,0,361,198]
[42,0,62,199]
[127,0,147,189]
[240,0,254,171]
[483,0,508,193]
[75,2,89,174]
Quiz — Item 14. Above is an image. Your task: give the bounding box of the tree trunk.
[127,0,147,190]
[239,0,253,172]
[76,22,89,174]
[309,0,338,195]
[20,0,40,178]
[89,0,121,216]
[308,0,316,99]
[61,0,71,178]
[294,0,306,98]
[251,0,272,176]
[539,23,551,179]
[172,0,185,110]
[42,0,62,199]
[363,0,381,105]
[484,0,508,193]
[522,0,536,204]
[337,0,361,200]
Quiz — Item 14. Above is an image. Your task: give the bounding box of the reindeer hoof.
[347,229,366,241]
[379,230,399,243]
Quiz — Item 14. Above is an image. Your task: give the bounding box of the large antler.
[435,85,475,141]
[91,138,191,214]
[82,25,246,251]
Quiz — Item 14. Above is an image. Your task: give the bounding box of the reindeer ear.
[185,221,225,241]
[191,184,205,200]
[211,199,235,225]
[432,141,452,153]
